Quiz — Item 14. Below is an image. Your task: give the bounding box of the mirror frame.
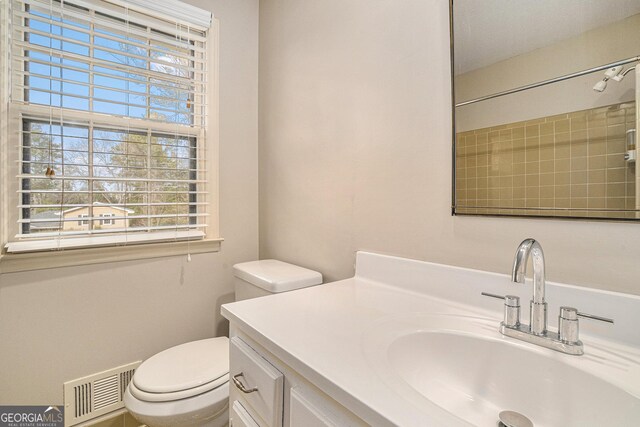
[449,0,639,222]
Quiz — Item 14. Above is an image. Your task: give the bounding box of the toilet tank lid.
[233,259,322,293]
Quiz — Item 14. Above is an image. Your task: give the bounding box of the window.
[99,213,114,226]
[3,0,215,255]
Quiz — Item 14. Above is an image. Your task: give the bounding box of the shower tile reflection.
[456,102,637,219]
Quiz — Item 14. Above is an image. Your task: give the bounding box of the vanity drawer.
[231,400,261,427]
[230,336,284,427]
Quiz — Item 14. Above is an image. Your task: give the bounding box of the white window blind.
[6,0,210,253]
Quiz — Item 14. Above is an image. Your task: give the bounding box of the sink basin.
[364,314,640,426]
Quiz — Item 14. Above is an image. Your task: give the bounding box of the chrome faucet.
[482,238,614,356]
[511,238,547,335]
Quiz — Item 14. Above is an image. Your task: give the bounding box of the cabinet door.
[231,400,261,427]
[290,388,336,427]
[230,337,284,427]
[289,387,370,427]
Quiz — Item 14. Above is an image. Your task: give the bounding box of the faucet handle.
[577,311,614,324]
[558,306,613,344]
[481,292,520,328]
[481,292,520,305]
[559,306,614,324]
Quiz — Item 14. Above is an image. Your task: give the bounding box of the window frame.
[0,2,221,272]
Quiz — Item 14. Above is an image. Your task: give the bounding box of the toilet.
[124,260,322,427]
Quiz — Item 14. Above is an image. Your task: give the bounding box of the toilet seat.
[129,374,229,402]
[131,337,229,402]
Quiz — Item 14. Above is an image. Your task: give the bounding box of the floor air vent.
[63,361,140,427]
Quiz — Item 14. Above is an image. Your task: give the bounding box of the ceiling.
[453,0,640,75]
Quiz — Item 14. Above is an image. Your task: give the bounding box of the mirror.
[452,0,640,220]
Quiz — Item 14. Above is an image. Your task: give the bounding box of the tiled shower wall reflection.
[455,102,637,219]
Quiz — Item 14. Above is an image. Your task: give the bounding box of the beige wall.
[4,0,640,407]
[0,0,259,404]
[258,0,640,295]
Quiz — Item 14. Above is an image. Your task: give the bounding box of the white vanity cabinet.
[228,332,368,427]
[229,336,284,427]
[223,251,640,426]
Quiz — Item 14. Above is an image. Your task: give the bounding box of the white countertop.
[221,252,640,426]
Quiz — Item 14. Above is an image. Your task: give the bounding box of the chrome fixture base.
[499,323,584,356]
[483,239,614,356]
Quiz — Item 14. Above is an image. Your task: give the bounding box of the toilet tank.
[232,259,322,301]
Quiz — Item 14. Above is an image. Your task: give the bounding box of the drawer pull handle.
[232,372,259,394]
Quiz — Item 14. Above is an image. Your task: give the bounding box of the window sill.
[0,238,223,273]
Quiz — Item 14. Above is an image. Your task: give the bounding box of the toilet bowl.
[125,260,322,427]
[124,337,230,427]
[125,381,229,427]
